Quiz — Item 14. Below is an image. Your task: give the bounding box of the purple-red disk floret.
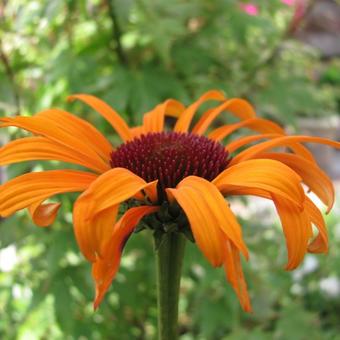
[110,132,230,200]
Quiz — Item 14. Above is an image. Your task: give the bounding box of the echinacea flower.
[1,90,339,313]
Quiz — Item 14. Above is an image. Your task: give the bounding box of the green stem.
[155,232,186,340]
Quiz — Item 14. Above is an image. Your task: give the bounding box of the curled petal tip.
[66,94,79,102]
[93,300,100,311]
[243,248,250,261]
[31,202,62,227]
[285,262,298,271]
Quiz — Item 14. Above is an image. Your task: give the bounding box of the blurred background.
[1,0,340,339]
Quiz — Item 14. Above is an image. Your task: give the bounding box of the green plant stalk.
[155,232,186,340]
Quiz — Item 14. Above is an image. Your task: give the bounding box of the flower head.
[0,90,339,312]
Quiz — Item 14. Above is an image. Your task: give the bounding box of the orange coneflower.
[0,90,339,313]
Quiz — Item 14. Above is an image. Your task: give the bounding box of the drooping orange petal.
[208,118,285,142]
[0,136,109,173]
[80,167,157,218]
[166,186,226,267]
[305,197,328,254]
[231,136,340,165]
[0,116,110,172]
[36,109,113,160]
[192,98,257,135]
[68,94,132,141]
[167,176,248,267]
[224,239,252,312]
[273,196,310,270]
[213,159,305,208]
[0,170,97,218]
[174,90,225,132]
[73,168,157,261]
[73,198,119,262]
[228,185,312,270]
[255,153,335,212]
[143,99,185,133]
[92,205,160,309]
[29,200,61,227]
[219,185,322,268]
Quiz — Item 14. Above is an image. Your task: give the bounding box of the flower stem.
[155,232,186,340]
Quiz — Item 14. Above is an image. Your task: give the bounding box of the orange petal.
[213,159,305,208]
[208,118,285,142]
[36,109,113,161]
[224,239,252,312]
[80,167,157,218]
[231,135,340,165]
[143,99,185,133]
[73,199,119,262]
[0,136,108,173]
[29,201,61,227]
[227,133,314,162]
[255,153,334,213]
[68,94,132,141]
[226,133,282,153]
[167,176,248,267]
[130,126,144,139]
[273,196,310,270]
[0,170,97,218]
[305,197,328,254]
[144,180,159,204]
[218,186,322,268]
[73,168,156,260]
[192,98,257,135]
[0,116,110,172]
[92,205,159,309]
[174,90,225,132]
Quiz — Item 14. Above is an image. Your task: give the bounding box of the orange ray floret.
[213,159,305,208]
[73,167,157,261]
[79,167,157,218]
[36,108,113,160]
[0,170,97,218]
[29,201,62,227]
[305,197,328,254]
[254,153,335,212]
[0,136,109,173]
[68,94,133,141]
[224,239,252,312]
[231,135,340,164]
[208,117,285,142]
[226,133,315,162]
[273,195,311,270]
[0,116,110,172]
[174,90,225,132]
[143,99,185,134]
[92,205,160,309]
[167,176,248,266]
[192,98,257,135]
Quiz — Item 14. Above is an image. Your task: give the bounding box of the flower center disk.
[110,132,229,200]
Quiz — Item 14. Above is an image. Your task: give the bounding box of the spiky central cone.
[110,132,229,201]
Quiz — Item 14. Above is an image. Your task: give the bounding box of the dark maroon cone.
[110,132,230,200]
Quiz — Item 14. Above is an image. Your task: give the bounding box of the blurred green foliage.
[1,0,340,339]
